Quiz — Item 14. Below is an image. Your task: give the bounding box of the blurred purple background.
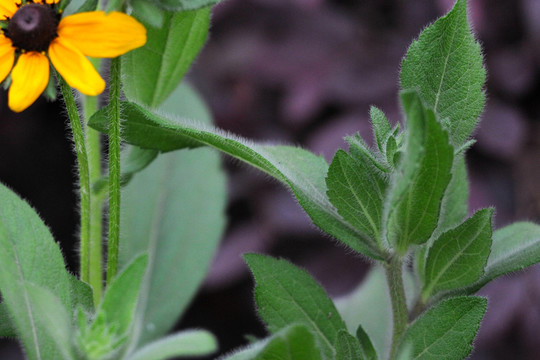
[1,0,540,358]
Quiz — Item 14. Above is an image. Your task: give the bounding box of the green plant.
[1,0,539,359]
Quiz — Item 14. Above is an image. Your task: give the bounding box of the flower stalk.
[106,57,122,284]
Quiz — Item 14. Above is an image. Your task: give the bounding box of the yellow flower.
[0,0,146,112]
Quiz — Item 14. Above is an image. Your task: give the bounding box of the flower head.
[0,0,146,112]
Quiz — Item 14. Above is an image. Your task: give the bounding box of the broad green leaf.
[355,326,377,360]
[69,274,94,315]
[244,254,347,360]
[220,325,322,360]
[422,209,493,300]
[151,0,222,11]
[88,101,383,259]
[0,302,15,337]
[400,0,486,145]
[387,91,454,252]
[0,182,72,359]
[334,330,363,360]
[122,8,209,107]
[401,296,486,360]
[22,282,74,360]
[437,156,469,233]
[326,147,387,247]
[370,106,392,156]
[465,222,540,291]
[128,330,217,360]
[131,0,165,28]
[119,84,227,349]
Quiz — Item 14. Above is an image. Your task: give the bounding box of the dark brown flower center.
[6,3,60,52]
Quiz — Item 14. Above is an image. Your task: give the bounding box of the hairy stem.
[59,77,91,286]
[385,255,408,360]
[83,91,104,305]
[106,57,122,284]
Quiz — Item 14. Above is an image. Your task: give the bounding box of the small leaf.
[355,326,377,360]
[122,8,210,107]
[400,0,486,145]
[387,91,454,252]
[151,0,223,11]
[0,182,72,359]
[370,106,392,155]
[244,254,347,360]
[88,101,384,259]
[69,274,94,315]
[99,254,148,338]
[128,330,217,360]
[437,156,469,233]
[326,147,387,247]
[401,296,487,360]
[422,209,493,300]
[334,330,363,360]
[219,324,322,360]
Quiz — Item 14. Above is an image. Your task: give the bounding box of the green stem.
[106,57,122,284]
[385,254,408,360]
[83,92,104,304]
[59,77,91,286]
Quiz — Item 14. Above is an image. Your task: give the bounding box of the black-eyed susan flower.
[0,0,146,112]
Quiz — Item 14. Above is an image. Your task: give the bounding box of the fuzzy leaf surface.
[401,0,486,146]
[401,296,486,360]
[89,101,384,259]
[220,324,322,360]
[122,8,209,107]
[423,209,493,299]
[334,330,364,360]
[370,106,392,155]
[387,91,454,251]
[437,156,469,233]
[326,147,387,246]
[119,84,227,348]
[0,183,72,359]
[400,0,485,145]
[244,254,347,360]
[0,302,15,337]
[128,330,217,360]
[355,326,377,360]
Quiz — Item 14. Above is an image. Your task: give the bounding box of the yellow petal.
[0,0,16,19]
[0,35,14,82]
[8,52,49,113]
[49,37,105,96]
[58,11,146,58]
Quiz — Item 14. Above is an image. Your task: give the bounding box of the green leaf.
[128,330,217,360]
[131,0,165,28]
[0,182,72,359]
[220,324,322,360]
[334,330,363,360]
[437,156,469,233]
[0,302,16,338]
[88,101,383,259]
[151,0,222,12]
[400,0,486,145]
[326,147,387,247]
[470,222,540,290]
[422,209,493,300]
[100,254,148,338]
[244,254,347,360]
[387,91,454,252]
[355,326,377,360]
[370,106,392,156]
[122,8,210,107]
[119,84,227,349]
[69,274,94,315]
[400,296,486,360]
